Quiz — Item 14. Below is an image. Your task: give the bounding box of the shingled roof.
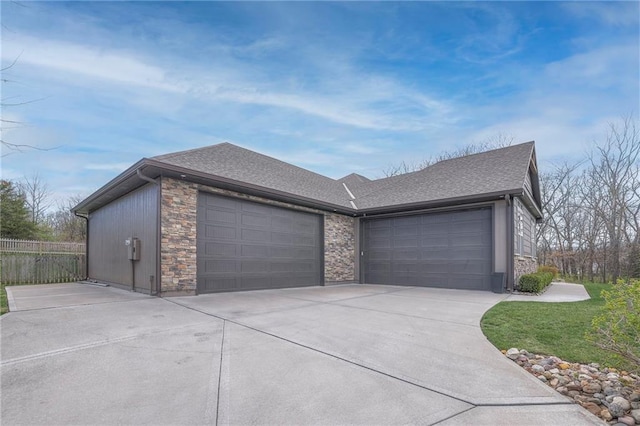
[153,143,355,209]
[75,141,540,216]
[151,141,538,213]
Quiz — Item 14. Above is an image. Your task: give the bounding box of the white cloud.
[2,35,183,93]
[3,33,455,133]
[562,2,640,27]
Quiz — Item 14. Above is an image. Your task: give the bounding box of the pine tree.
[0,180,38,240]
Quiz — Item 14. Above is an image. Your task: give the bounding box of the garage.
[196,193,323,293]
[362,207,493,291]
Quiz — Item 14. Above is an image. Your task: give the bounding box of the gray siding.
[514,197,536,257]
[524,169,533,199]
[88,183,158,292]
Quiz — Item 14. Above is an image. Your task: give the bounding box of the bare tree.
[18,173,52,225]
[383,134,515,177]
[588,116,640,283]
[45,195,87,242]
[537,162,584,276]
[540,116,640,283]
[1,55,55,157]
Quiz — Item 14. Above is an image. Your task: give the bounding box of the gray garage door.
[197,193,323,293]
[363,208,492,291]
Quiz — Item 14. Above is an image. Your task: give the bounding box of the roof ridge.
[428,141,535,167]
[152,142,233,160]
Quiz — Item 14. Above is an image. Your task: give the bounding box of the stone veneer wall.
[159,178,357,295]
[324,213,356,283]
[160,178,198,295]
[514,256,538,289]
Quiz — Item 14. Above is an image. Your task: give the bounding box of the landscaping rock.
[614,397,632,411]
[601,409,613,421]
[506,348,520,360]
[616,416,635,426]
[503,349,640,424]
[582,402,602,416]
[531,364,545,373]
[583,382,603,394]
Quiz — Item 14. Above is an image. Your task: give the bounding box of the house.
[72,141,542,296]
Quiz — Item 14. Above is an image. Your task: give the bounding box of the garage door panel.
[420,236,449,246]
[420,226,450,236]
[364,208,492,291]
[271,232,293,245]
[393,224,418,236]
[451,221,487,233]
[392,249,420,260]
[392,237,419,248]
[206,208,237,224]
[241,202,272,215]
[241,244,269,258]
[369,250,391,261]
[419,248,451,260]
[393,216,420,227]
[240,228,269,242]
[450,234,488,246]
[205,242,237,257]
[208,225,236,240]
[206,259,237,273]
[368,238,391,248]
[197,193,322,293]
[209,196,239,209]
[241,212,270,228]
[240,260,271,273]
[420,262,449,273]
[292,234,316,246]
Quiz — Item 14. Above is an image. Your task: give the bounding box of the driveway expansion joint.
[164,298,477,406]
[213,320,225,426]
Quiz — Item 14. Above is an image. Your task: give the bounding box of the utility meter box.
[125,238,141,261]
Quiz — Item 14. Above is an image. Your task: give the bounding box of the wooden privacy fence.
[0,239,86,285]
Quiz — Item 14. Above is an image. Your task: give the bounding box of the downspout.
[506,194,515,292]
[74,212,89,280]
[136,169,160,296]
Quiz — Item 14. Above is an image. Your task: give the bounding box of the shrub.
[519,274,544,293]
[587,279,640,370]
[537,265,559,278]
[518,272,554,293]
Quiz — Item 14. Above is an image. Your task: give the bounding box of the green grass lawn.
[481,283,637,373]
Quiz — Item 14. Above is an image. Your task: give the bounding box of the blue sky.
[2,1,638,206]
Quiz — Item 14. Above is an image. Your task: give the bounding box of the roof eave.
[73,158,355,215]
[72,159,149,213]
[146,159,355,214]
[355,189,523,216]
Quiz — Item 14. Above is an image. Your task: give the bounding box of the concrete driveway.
[1,283,600,425]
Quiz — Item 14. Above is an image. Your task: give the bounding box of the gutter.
[356,190,523,218]
[506,194,515,292]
